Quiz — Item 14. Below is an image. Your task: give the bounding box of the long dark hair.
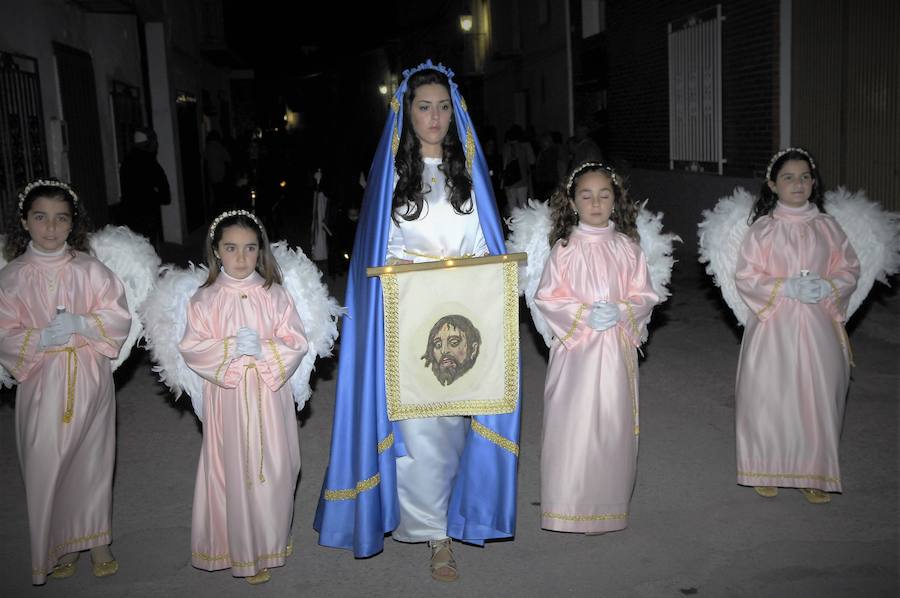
[203,212,281,289]
[548,163,639,247]
[393,68,473,222]
[4,180,92,261]
[751,148,825,224]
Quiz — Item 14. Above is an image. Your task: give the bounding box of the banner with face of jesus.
[377,257,520,420]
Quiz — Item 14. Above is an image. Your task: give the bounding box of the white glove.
[796,275,830,304]
[783,274,829,304]
[782,276,806,300]
[235,327,262,358]
[586,301,621,331]
[39,313,90,349]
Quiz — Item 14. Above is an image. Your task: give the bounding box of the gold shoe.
[754,486,778,498]
[800,488,831,504]
[92,559,119,578]
[246,568,270,585]
[49,560,78,580]
[429,538,458,582]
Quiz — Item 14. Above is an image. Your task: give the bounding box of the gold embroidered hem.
[560,304,587,346]
[542,511,628,522]
[824,277,841,306]
[757,278,784,318]
[738,470,840,485]
[90,313,113,343]
[191,541,293,573]
[13,327,34,374]
[465,125,475,173]
[214,338,230,384]
[541,509,629,533]
[323,472,381,501]
[472,419,519,456]
[267,339,287,382]
[391,121,400,157]
[34,529,107,583]
[45,529,111,565]
[377,432,394,454]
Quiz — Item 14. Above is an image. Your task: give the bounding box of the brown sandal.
[428,538,458,582]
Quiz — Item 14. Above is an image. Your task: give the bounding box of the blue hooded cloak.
[314,60,521,557]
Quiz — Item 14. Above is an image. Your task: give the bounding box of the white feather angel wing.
[636,200,681,303]
[0,228,159,388]
[697,187,755,326]
[506,199,554,346]
[824,187,900,319]
[89,225,161,370]
[507,199,680,348]
[0,234,10,388]
[140,264,207,419]
[270,242,345,412]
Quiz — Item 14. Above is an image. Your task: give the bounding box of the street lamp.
[459,14,473,32]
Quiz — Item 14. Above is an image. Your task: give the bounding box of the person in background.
[501,124,535,215]
[119,128,170,249]
[205,130,232,213]
[569,122,603,170]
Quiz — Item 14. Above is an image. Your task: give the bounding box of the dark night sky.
[223,1,461,75]
[220,1,474,198]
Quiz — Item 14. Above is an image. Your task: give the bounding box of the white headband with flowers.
[765,147,817,181]
[566,162,620,196]
[18,179,78,213]
[208,209,263,240]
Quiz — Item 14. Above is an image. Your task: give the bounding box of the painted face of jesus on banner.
[421,314,482,386]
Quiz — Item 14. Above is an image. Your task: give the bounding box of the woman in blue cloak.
[314,60,521,582]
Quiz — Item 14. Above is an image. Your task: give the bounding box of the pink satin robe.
[178,271,308,577]
[734,202,860,492]
[534,223,659,533]
[0,247,130,585]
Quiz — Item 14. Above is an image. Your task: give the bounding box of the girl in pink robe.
[534,163,659,533]
[0,180,130,585]
[179,210,308,585]
[735,148,859,503]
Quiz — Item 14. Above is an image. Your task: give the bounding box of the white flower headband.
[566,162,620,196]
[208,209,263,240]
[18,179,78,213]
[765,147,816,181]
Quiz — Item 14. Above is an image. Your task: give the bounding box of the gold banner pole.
[367,252,527,277]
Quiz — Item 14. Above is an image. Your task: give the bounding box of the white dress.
[387,156,488,542]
